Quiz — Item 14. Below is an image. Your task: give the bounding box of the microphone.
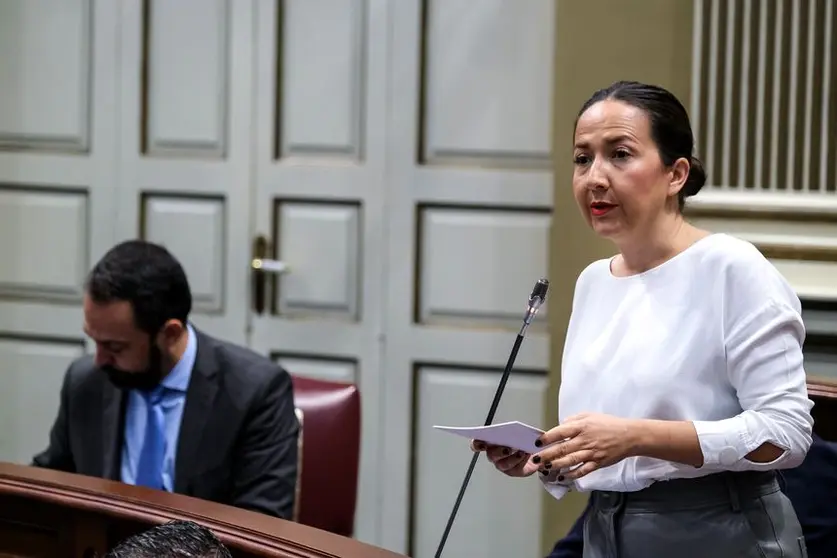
[433,278,550,558]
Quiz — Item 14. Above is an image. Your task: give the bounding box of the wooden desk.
[0,463,407,558]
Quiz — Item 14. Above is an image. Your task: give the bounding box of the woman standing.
[474,81,813,557]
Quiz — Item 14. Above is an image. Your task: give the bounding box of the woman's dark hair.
[85,240,192,335]
[577,80,707,210]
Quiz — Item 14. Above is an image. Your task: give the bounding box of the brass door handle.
[251,234,289,314]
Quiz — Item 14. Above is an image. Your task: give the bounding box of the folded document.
[433,421,554,455]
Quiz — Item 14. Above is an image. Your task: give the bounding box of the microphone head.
[529,278,549,305]
[522,278,549,327]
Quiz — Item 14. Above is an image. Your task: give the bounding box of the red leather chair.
[290,375,361,537]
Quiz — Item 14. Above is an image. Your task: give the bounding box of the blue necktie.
[135,387,166,489]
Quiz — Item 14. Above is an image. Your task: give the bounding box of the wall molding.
[686,191,837,301]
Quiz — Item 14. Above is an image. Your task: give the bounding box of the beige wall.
[543,1,695,553]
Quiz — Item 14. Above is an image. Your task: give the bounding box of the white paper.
[433,420,550,455]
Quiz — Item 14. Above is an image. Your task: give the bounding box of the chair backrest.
[290,375,361,537]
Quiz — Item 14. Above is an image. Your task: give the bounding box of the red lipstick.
[590,201,616,216]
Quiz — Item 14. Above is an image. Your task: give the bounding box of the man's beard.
[101,344,165,392]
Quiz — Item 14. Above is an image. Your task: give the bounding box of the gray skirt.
[583,471,808,558]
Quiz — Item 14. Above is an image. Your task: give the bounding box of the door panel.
[411,369,548,558]
[0,0,119,462]
[249,0,389,546]
[115,0,253,345]
[383,1,556,554]
[0,339,85,464]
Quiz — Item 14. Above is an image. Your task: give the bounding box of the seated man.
[547,432,837,558]
[105,520,231,557]
[32,240,299,519]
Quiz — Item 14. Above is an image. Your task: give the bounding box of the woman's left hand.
[532,413,639,481]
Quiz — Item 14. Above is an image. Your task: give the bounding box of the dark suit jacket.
[31,329,300,520]
[547,433,837,558]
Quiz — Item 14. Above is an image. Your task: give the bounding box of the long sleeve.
[693,299,813,470]
[540,470,571,501]
[31,364,76,472]
[229,364,300,519]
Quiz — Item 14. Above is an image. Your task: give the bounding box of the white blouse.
[542,233,814,500]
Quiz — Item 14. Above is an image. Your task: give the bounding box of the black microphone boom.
[433,278,550,558]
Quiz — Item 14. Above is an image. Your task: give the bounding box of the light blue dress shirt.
[120,324,197,491]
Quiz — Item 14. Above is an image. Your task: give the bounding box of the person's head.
[104,520,232,558]
[571,80,706,245]
[83,240,192,391]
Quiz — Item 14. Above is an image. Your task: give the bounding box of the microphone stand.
[433,279,549,558]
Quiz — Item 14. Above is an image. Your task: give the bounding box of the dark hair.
[104,520,232,558]
[577,80,707,210]
[85,240,192,334]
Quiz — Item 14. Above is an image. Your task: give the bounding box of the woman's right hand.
[470,439,539,477]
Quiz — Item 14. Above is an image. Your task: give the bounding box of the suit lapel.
[101,381,123,480]
[174,331,219,493]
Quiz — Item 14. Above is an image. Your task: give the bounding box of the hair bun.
[684,156,707,197]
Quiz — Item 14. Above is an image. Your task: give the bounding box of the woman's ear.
[667,157,690,197]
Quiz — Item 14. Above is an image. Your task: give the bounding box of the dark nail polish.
[544,462,552,469]
[503,447,510,455]
[532,455,541,464]
[558,475,565,482]
[540,469,549,476]
[534,439,543,448]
